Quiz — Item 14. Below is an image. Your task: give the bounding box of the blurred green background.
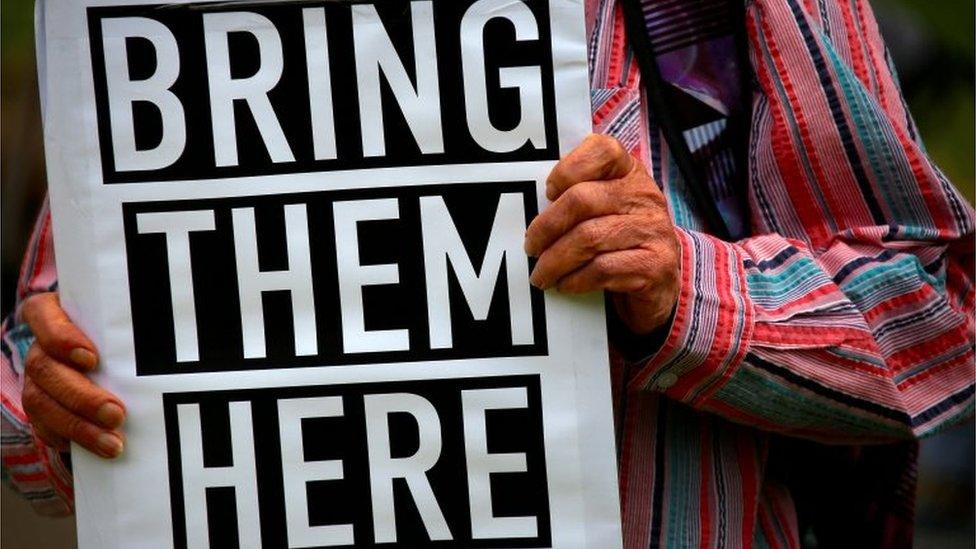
[1,0,973,547]
[880,0,975,205]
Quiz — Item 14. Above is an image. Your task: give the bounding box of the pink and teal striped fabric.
[1,198,73,517]
[592,0,973,546]
[4,0,974,546]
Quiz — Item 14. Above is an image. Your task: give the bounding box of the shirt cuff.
[629,228,755,405]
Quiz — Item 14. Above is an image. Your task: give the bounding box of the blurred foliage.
[914,84,975,202]
[0,0,33,68]
[874,0,975,203]
[894,0,974,54]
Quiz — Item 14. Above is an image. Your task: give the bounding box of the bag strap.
[617,0,753,241]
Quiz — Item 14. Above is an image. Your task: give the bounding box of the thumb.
[21,292,98,371]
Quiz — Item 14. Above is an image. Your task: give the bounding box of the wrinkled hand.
[524,134,680,335]
[21,292,125,458]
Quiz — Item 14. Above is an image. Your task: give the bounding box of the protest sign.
[37,0,622,546]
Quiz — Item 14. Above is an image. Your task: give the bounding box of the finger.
[22,378,124,459]
[25,345,126,429]
[546,134,633,200]
[32,421,69,451]
[555,250,656,295]
[527,163,665,257]
[530,215,660,289]
[21,293,98,371]
[525,181,619,256]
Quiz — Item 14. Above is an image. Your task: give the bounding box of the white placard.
[38,0,622,547]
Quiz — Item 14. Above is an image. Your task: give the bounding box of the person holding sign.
[3,0,974,547]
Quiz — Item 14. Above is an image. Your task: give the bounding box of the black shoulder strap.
[617,0,753,241]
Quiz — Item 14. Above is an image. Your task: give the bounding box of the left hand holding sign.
[524,134,680,335]
[21,292,126,458]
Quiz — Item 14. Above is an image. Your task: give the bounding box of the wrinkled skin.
[21,292,125,458]
[525,133,680,336]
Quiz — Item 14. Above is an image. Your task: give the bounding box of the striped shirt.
[3,0,974,546]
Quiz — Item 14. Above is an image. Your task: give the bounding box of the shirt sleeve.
[1,197,74,516]
[630,0,975,444]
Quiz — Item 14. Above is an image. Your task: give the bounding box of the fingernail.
[69,348,98,370]
[97,433,124,458]
[96,403,125,429]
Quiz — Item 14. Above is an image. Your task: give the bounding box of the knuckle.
[525,215,544,240]
[592,254,617,275]
[66,416,89,442]
[21,293,42,319]
[22,386,39,416]
[590,134,619,155]
[548,161,573,191]
[626,218,653,242]
[561,185,583,211]
[566,184,604,215]
[645,249,677,284]
[634,274,657,295]
[582,133,611,155]
[608,218,632,241]
[646,216,671,239]
[22,387,53,426]
[591,136,623,166]
[647,186,668,211]
[560,187,594,219]
[558,278,580,293]
[22,292,54,326]
[654,230,680,261]
[40,320,75,353]
[533,261,554,287]
[634,162,655,184]
[24,345,46,376]
[642,252,663,274]
[75,392,106,420]
[50,316,73,336]
[648,192,668,211]
[626,171,664,203]
[534,214,558,243]
[578,221,603,247]
[661,245,680,272]
[619,193,646,215]
[633,186,665,211]
[59,390,87,415]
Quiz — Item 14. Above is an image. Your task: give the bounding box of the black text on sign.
[87,0,558,182]
[123,183,547,375]
[163,375,551,548]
